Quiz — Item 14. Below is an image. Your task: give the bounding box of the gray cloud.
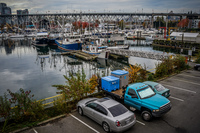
[1,0,200,14]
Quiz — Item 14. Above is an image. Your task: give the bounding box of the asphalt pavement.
[20,66,200,133]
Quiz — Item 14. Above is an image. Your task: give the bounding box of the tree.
[124,64,142,84]
[119,20,125,30]
[178,18,189,28]
[52,68,91,102]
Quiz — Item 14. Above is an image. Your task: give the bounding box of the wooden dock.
[61,51,97,61]
[127,37,146,40]
[152,43,190,50]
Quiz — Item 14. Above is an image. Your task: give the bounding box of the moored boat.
[55,39,82,51]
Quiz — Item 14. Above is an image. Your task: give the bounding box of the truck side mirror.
[131,95,138,99]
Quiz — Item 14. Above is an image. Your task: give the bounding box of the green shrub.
[0,93,12,132]
[7,88,45,122]
[195,51,200,63]
[148,73,155,81]
[173,55,187,71]
[155,58,174,78]
[53,68,91,103]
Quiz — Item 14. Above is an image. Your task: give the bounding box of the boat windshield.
[137,87,155,99]
[154,84,165,92]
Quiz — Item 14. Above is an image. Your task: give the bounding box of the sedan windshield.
[137,87,155,99]
[108,104,128,117]
[154,84,165,91]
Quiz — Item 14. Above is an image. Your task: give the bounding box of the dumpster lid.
[101,76,119,81]
[111,70,128,75]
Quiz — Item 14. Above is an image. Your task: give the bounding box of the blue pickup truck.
[102,82,172,121]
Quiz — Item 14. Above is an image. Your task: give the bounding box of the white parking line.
[169,96,184,102]
[69,114,100,133]
[33,128,38,133]
[170,79,200,86]
[179,73,200,79]
[137,120,145,125]
[163,84,196,94]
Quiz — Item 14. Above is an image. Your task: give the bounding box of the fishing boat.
[32,32,49,47]
[9,33,24,38]
[82,45,110,59]
[82,38,110,59]
[145,35,157,41]
[55,38,82,51]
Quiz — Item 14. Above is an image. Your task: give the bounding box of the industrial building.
[17,9,29,15]
[0,3,12,25]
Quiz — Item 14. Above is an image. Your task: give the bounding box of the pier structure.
[108,48,173,60]
[1,12,199,29]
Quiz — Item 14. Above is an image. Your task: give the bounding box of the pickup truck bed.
[102,88,125,102]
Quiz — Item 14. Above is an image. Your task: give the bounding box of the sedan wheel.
[78,107,83,116]
[102,122,110,133]
[141,110,152,121]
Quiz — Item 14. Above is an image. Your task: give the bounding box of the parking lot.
[22,69,200,133]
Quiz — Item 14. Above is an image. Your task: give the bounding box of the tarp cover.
[170,32,199,38]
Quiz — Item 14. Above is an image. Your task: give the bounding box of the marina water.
[0,39,163,100]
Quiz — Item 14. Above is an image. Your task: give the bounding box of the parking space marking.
[170,79,200,86]
[69,114,100,133]
[136,120,145,125]
[33,128,38,133]
[170,96,184,102]
[179,73,200,79]
[163,84,196,94]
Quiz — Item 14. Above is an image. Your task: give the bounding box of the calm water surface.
[0,39,162,100]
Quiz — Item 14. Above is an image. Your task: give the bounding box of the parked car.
[77,97,136,133]
[143,81,170,98]
[194,64,200,71]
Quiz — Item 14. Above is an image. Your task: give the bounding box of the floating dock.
[61,51,97,61]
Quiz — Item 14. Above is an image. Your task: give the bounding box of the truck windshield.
[137,87,155,99]
[154,84,165,91]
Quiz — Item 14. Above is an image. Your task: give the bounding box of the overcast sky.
[2,0,200,14]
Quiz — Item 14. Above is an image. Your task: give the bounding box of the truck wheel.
[141,110,152,121]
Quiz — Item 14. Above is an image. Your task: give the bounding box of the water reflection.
[0,39,163,100]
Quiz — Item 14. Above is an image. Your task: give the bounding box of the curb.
[156,69,189,82]
[10,109,77,133]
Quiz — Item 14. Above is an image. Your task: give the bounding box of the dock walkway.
[108,48,172,60]
[61,51,97,61]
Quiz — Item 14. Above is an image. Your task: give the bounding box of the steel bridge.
[108,48,172,60]
[1,12,199,27]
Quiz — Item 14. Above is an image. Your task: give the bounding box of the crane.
[167,27,178,40]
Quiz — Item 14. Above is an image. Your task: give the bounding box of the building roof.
[170,32,199,38]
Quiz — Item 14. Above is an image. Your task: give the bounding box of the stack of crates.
[111,70,129,89]
[101,76,120,92]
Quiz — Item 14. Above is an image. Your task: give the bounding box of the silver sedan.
[77,97,136,133]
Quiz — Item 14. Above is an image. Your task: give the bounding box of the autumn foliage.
[89,75,98,94]
[72,21,99,29]
[124,64,147,84]
[177,18,189,28]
